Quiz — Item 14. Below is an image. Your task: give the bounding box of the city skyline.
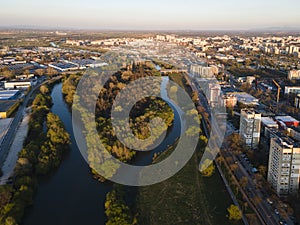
[1,0,300,30]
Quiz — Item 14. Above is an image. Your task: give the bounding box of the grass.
[137,147,244,225]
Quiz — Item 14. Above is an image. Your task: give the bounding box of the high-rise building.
[239,109,261,148]
[189,64,215,78]
[208,83,221,107]
[267,135,300,195]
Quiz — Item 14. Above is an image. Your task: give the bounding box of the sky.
[1,0,300,30]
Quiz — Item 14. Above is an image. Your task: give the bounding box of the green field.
[137,149,244,225]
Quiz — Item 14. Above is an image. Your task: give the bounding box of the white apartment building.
[189,64,215,78]
[239,109,261,148]
[285,86,300,95]
[268,136,300,195]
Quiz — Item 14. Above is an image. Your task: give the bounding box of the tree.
[35,68,45,77]
[227,204,242,220]
[258,165,267,177]
[4,217,18,225]
[46,67,57,77]
[2,70,14,79]
[23,70,30,76]
[239,176,248,189]
[200,159,215,177]
[0,185,13,209]
[40,85,49,95]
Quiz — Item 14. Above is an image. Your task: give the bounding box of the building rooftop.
[228,92,259,105]
[275,116,299,123]
[0,100,18,112]
[261,117,278,127]
[0,90,21,100]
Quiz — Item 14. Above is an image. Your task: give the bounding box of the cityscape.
[1,1,300,225]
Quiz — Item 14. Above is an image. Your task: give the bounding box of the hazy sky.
[1,0,300,30]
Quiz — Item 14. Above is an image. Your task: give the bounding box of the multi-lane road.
[0,77,58,170]
[188,74,294,225]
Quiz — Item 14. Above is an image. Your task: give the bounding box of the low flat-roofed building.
[285,86,300,95]
[228,92,259,106]
[4,80,34,89]
[0,90,21,100]
[275,116,300,127]
[287,126,300,142]
[48,61,78,72]
[0,100,19,118]
[261,117,278,134]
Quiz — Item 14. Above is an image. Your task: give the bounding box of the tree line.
[63,63,174,181]
[0,84,70,225]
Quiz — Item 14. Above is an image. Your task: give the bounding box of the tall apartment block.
[239,109,261,148]
[267,135,300,195]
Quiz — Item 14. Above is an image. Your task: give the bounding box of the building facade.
[268,136,300,195]
[288,70,300,80]
[239,109,261,148]
[285,86,300,95]
[295,94,300,109]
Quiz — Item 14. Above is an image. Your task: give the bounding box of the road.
[0,76,60,170]
[187,74,294,225]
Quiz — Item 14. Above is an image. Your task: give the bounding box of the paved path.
[0,110,29,184]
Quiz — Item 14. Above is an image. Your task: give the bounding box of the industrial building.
[268,134,300,195]
[234,92,259,106]
[0,90,21,100]
[0,100,19,118]
[4,80,35,89]
[239,109,261,148]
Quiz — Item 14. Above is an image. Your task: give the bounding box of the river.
[23,77,181,225]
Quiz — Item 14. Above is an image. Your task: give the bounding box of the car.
[274,208,279,215]
[279,219,287,225]
[266,198,273,205]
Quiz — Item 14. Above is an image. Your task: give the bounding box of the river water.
[23,77,181,225]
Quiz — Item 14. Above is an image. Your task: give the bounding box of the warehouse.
[0,100,20,118]
[0,90,21,100]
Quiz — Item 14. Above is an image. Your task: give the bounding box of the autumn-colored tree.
[227,204,242,220]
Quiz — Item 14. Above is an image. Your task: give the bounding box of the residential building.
[220,94,237,108]
[295,94,300,109]
[208,83,221,107]
[261,117,278,134]
[285,86,300,95]
[287,126,300,142]
[239,109,261,148]
[275,116,299,127]
[189,64,215,78]
[268,135,300,195]
[288,70,300,80]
